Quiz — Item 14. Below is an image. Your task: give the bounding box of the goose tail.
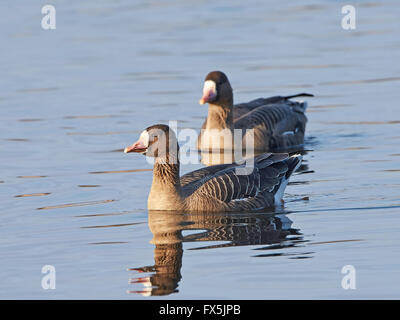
[284,93,313,113]
[286,153,303,179]
[274,153,303,205]
[283,93,314,100]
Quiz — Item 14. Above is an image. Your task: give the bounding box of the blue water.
[1,0,399,299]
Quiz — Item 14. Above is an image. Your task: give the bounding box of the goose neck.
[206,103,234,130]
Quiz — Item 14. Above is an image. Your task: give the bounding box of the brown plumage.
[197,71,313,152]
[124,124,302,212]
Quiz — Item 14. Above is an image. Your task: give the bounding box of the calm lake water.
[1,0,399,299]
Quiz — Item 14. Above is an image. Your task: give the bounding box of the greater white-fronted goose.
[197,71,313,152]
[124,124,302,212]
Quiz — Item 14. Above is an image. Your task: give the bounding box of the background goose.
[124,124,302,212]
[197,71,313,152]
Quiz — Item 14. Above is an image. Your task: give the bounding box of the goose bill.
[199,80,217,104]
[199,92,216,104]
[124,141,147,153]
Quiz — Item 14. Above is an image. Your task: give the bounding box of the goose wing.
[180,163,235,190]
[184,153,301,211]
[234,100,308,151]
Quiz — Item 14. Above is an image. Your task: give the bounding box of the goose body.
[124,124,302,213]
[197,71,313,152]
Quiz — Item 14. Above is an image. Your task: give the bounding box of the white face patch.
[139,130,149,147]
[203,80,217,96]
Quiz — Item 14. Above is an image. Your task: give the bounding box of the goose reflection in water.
[127,210,303,296]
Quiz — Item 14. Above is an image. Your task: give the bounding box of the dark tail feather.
[284,93,314,100]
[285,154,303,179]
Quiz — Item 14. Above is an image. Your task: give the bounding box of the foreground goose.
[124,124,302,212]
[197,71,313,152]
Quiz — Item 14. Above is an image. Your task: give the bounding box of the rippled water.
[1,0,399,299]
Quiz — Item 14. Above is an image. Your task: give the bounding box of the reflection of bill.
[127,211,300,296]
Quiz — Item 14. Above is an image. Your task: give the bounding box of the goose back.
[234,100,308,151]
[181,153,302,212]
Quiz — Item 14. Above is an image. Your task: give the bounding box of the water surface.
[1,0,399,299]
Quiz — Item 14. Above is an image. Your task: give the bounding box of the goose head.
[124,124,179,162]
[199,71,233,107]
